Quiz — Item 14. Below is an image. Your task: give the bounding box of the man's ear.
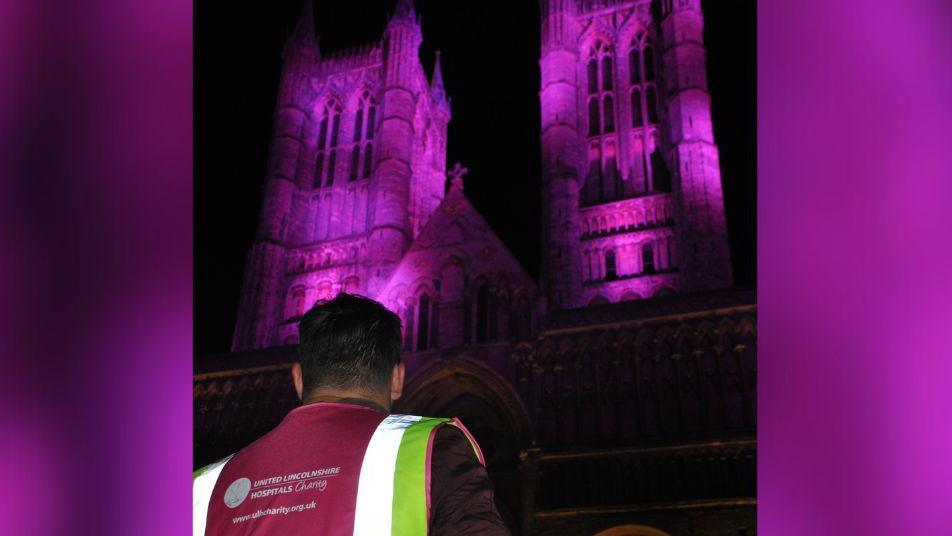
[291,362,304,401]
[390,362,406,402]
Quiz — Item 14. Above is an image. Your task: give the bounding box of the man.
[193,293,509,535]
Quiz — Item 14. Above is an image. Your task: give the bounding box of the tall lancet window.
[587,60,598,95]
[631,89,643,127]
[603,95,615,133]
[350,91,377,181]
[629,46,641,85]
[601,56,613,91]
[588,99,601,136]
[586,40,616,140]
[644,44,656,82]
[629,34,660,129]
[314,100,342,188]
[630,33,663,192]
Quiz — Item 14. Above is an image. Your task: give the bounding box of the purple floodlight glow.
[234,0,735,351]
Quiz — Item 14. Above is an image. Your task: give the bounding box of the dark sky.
[196,0,755,357]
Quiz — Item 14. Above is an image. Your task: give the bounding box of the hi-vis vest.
[193,403,484,536]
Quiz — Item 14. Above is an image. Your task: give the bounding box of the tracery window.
[349,91,377,182]
[587,59,599,95]
[586,41,616,139]
[314,99,342,188]
[630,34,669,192]
[629,35,660,129]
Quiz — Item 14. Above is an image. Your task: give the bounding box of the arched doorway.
[395,356,531,534]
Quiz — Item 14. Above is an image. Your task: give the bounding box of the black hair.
[297,293,403,395]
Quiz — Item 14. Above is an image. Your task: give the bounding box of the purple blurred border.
[0,0,191,533]
[760,0,952,534]
[1,0,950,534]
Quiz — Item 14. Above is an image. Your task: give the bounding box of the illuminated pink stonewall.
[232,0,731,351]
[540,0,732,309]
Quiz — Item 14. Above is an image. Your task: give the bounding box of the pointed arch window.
[629,46,641,85]
[362,143,374,178]
[631,89,643,127]
[586,41,616,140]
[587,60,599,95]
[603,95,615,133]
[366,105,376,140]
[588,99,601,136]
[353,107,364,143]
[350,91,377,182]
[629,36,660,127]
[601,56,613,91]
[314,99,342,188]
[644,45,656,82]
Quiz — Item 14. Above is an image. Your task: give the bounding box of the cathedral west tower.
[539,0,732,310]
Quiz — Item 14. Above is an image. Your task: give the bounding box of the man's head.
[290,293,405,409]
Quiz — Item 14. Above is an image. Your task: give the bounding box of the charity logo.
[224,477,252,509]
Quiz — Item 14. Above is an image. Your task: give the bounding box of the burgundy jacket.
[206,398,510,535]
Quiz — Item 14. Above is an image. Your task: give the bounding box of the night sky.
[196,0,755,357]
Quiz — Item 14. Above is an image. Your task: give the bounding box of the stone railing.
[580,194,674,238]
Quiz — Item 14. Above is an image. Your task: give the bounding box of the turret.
[539,0,583,310]
[367,0,422,295]
[660,0,733,290]
[232,1,322,350]
[430,51,451,120]
[283,0,319,63]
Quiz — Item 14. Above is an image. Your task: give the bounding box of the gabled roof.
[381,182,537,302]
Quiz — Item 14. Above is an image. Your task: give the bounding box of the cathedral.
[196,0,756,534]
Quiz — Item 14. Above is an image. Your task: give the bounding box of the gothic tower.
[232,0,454,350]
[660,0,732,290]
[539,0,731,310]
[231,1,319,350]
[539,0,584,310]
[366,0,421,296]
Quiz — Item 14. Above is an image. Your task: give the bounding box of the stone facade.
[205,1,753,534]
[232,0,459,351]
[540,0,732,310]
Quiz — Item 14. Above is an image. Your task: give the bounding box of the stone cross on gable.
[448,161,469,191]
